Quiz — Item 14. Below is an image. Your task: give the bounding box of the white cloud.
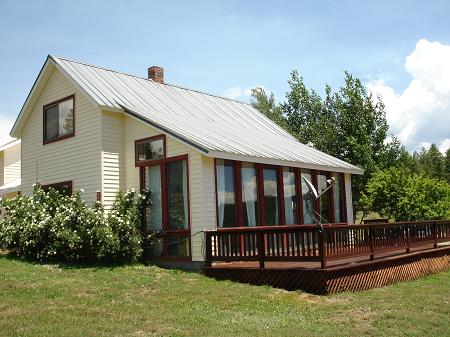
[367,39,450,154]
[438,138,450,154]
[222,85,265,100]
[0,115,15,145]
[223,86,243,99]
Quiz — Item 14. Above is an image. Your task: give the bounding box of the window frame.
[42,180,73,195]
[214,158,239,228]
[214,160,350,228]
[135,134,167,167]
[332,172,347,223]
[43,95,75,145]
[139,154,191,261]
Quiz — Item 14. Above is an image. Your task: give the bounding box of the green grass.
[0,255,449,337]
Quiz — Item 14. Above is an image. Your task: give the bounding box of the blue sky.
[1,0,449,151]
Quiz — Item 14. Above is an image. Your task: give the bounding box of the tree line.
[251,71,450,221]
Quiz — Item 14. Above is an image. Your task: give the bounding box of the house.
[10,55,363,269]
[0,138,21,199]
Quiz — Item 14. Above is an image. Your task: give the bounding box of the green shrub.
[0,184,151,264]
[361,167,450,221]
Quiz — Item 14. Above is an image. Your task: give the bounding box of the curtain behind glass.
[263,168,279,226]
[283,168,297,225]
[317,174,330,223]
[333,173,346,223]
[301,171,314,224]
[145,165,162,231]
[241,163,258,227]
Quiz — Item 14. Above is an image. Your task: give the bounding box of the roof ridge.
[50,55,253,106]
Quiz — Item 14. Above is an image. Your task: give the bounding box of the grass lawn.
[0,255,449,337]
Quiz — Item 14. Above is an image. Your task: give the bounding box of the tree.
[252,70,390,214]
[250,87,289,131]
[378,136,415,170]
[361,167,450,221]
[412,144,446,181]
[446,148,450,183]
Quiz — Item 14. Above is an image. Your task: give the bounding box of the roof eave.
[208,150,364,175]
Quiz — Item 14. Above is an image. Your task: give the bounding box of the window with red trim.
[43,96,75,144]
[215,159,237,228]
[135,135,165,165]
[141,155,190,259]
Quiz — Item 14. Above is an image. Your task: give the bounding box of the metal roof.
[13,55,363,174]
[0,178,21,197]
[0,138,20,152]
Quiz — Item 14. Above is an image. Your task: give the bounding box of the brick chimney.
[148,66,164,83]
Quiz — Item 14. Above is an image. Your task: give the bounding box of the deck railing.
[204,220,450,268]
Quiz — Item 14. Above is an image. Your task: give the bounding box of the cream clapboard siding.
[0,152,4,186]
[102,111,206,261]
[344,173,354,224]
[101,111,124,207]
[3,144,21,184]
[201,155,216,231]
[20,67,102,205]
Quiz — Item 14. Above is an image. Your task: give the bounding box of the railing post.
[204,231,212,267]
[319,229,327,269]
[405,223,410,254]
[433,221,438,249]
[369,224,375,261]
[258,230,265,269]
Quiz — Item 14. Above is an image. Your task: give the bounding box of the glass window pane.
[137,138,164,162]
[58,99,74,136]
[301,170,315,224]
[283,167,297,225]
[241,162,259,227]
[44,98,74,142]
[168,236,189,257]
[148,236,163,256]
[167,160,189,229]
[317,173,330,223]
[333,173,345,223]
[45,105,59,140]
[216,159,237,227]
[144,165,163,231]
[263,168,279,226]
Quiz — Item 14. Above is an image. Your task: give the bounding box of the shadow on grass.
[0,249,141,271]
[0,249,202,276]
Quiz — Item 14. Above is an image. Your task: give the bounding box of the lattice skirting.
[203,247,450,294]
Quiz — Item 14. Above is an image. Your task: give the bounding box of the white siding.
[3,144,21,184]
[202,155,216,231]
[20,67,102,206]
[345,173,354,224]
[99,113,207,261]
[0,152,4,186]
[101,111,124,208]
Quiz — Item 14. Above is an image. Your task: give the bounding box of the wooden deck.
[203,220,450,294]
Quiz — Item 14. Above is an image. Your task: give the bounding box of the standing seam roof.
[50,55,363,174]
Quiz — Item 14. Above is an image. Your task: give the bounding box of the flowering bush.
[0,184,151,264]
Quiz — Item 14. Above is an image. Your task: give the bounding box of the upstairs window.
[43,96,75,144]
[135,135,165,165]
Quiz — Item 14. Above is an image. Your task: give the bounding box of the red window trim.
[135,134,167,167]
[43,95,75,145]
[139,154,191,260]
[214,160,350,228]
[214,159,241,228]
[42,180,73,195]
[331,172,347,223]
